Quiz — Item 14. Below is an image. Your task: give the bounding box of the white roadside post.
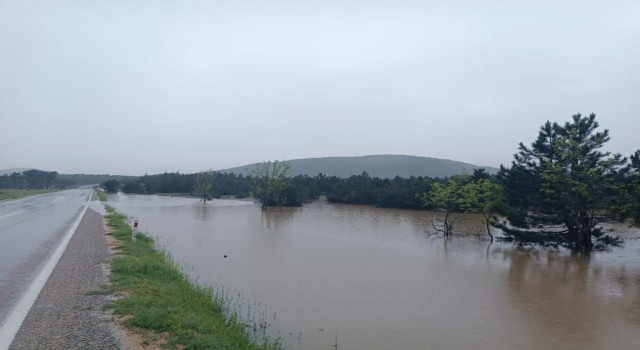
[132,218,139,240]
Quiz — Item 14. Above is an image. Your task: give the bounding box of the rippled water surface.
[107,193,640,350]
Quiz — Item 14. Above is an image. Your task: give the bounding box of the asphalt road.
[0,189,91,325]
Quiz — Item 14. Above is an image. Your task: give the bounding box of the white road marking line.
[0,192,91,350]
[0,211,23,219]
[0,192,59,205]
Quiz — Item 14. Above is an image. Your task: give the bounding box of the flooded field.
[107,193,640,350]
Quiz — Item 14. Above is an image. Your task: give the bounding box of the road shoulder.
[9,208,127,349]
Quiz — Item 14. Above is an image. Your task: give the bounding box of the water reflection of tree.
[262,207,298,230]
[497,247,640,349]
[188,202,214,221]
[410,211,492,237]
[197,203,210,221]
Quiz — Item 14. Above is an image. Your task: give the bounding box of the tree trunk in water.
[573,213,594,252]
[484,213,493,242]
[581,228,593,252]
[444,212,451,237]
[570,226,594,253]
[568,226,582,252]
[432,212,453,237]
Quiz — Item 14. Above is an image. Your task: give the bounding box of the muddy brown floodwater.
[107,193,640,350]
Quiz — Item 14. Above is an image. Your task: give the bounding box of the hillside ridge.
[217,154,498,178]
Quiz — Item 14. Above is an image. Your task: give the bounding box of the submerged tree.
[250,161,291,209]
[421,172,503,240]
[496,113,628,252]
[631,151,640,224]
[421,174,469,236]
[460,179,504,241]
[103,179,120,193]
[616,150,640,225]
[194,170,214,203]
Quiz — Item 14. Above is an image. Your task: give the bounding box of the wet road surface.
[0,189,91,324]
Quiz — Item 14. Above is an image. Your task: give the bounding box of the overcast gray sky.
[1,0,638,175]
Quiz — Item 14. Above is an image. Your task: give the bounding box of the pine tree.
[497,113,628,252]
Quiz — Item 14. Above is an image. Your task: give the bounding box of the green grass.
[95,188,107,202]
[104,206,283,350]
[0,188,58,201]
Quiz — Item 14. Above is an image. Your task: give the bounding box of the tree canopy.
[631,151,640,224]
[421,174,469,236]
[250,161,292,209]
[420,173,503,239]
[194,170,215,203]
[0,170,65,189]
[459,178,504,241]
[103,179,121,193]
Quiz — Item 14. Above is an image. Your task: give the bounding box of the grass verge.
[104,206,282,350]
[95,188,107,202]
[0,188,58,201]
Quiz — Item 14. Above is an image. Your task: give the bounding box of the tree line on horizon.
[0,171,134,189]
[0,170,75,189]
[104,167,445,209]
[104,114,640,252]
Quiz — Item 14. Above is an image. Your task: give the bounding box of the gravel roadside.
[9,208,129,350]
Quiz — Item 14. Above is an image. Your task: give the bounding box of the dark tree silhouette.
[496,114,628,252]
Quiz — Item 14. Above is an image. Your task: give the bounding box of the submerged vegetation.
[194,170,215,203]
[104,206,283,349]
[250,161,292,209]
[109,114,639,252]
[113,170,437,209]
[418,169,503,240]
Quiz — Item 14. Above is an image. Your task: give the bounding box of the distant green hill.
[218,155,498,178]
